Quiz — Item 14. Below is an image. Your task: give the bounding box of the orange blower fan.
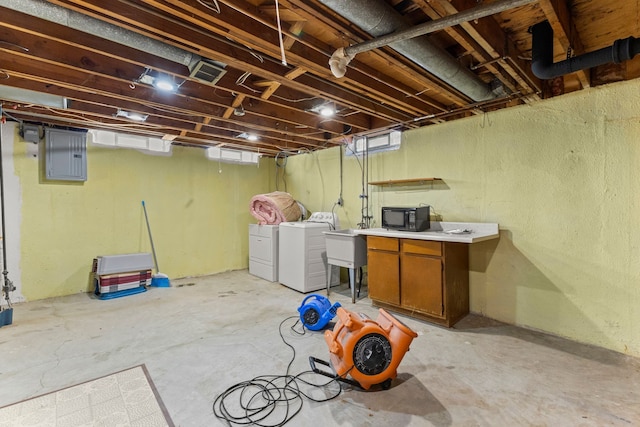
[310,307,417,390]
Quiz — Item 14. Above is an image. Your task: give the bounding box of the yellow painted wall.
[9,129,273,300]
[283,79,640,356]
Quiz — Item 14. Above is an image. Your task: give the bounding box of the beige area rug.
[0,365,174,427]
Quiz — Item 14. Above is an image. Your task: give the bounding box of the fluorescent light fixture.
[115,108,148,122]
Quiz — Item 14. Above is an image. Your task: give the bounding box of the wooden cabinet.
[366,236,469,327]
[402,248,443,317]
[367,236,400,305]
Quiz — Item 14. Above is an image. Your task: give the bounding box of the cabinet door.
[401,254,443,316]
[367,250,400,305]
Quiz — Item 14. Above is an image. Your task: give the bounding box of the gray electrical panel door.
[45,128,87,181]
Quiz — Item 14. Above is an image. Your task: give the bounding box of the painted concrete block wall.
[283,79,640,357]
[2,123,273,302]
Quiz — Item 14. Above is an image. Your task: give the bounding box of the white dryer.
[248,224,279,282]
[278,213,339,293]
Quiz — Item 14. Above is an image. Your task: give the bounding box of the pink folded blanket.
[249,191,302,225]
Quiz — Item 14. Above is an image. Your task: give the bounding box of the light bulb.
[154,78,175,91]
[319,106,335,117]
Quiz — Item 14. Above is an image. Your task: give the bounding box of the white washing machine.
[278,213,339,293]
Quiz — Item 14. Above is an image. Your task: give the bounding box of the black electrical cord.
[212,316,343,426]
[274,152,288,192]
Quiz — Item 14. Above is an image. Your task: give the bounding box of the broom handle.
[141,201,160,273]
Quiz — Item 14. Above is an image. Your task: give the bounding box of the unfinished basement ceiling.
[0,0,638,156]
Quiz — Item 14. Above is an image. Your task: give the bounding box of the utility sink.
[324,229,367,269]
[323,229,367,303]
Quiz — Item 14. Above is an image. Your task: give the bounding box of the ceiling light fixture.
[319,105,335,117]
[115,108,148,122]
[153,75,176,91]
[136,68,179,92]
[310,102,336,117]
[237,132,258,141]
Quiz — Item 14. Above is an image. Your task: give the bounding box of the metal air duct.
[320,0,493,101]
[319,0,536,102]
[531,20,640,80]
[0,0,197,66]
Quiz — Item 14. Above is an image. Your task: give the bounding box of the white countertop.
[352,222,499,243]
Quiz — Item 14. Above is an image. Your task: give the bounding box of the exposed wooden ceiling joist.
[0,0,637,156]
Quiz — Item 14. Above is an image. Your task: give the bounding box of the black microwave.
[381,206,430,232]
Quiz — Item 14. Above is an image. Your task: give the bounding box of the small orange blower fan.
[310,307,417,390]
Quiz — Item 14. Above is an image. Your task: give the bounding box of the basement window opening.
[205,146,260,165]
[346,130,402,156]
[88,130,172,155]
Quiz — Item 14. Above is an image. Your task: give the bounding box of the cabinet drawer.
[368,236,399,251]
[401,239,442,256]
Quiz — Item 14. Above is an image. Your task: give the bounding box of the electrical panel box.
[45,128,87,181]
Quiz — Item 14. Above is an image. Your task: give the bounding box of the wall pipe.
[328,0,536,79]
[531,20,640,80]
[0,105,15,319]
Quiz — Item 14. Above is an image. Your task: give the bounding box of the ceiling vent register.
[188,60,227,85]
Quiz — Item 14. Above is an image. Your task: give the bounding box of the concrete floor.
[1,269,639,426]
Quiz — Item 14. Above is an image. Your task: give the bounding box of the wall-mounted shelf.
[369,177,442,186]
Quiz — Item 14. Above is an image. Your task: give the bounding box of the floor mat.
[0,364,174,427]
